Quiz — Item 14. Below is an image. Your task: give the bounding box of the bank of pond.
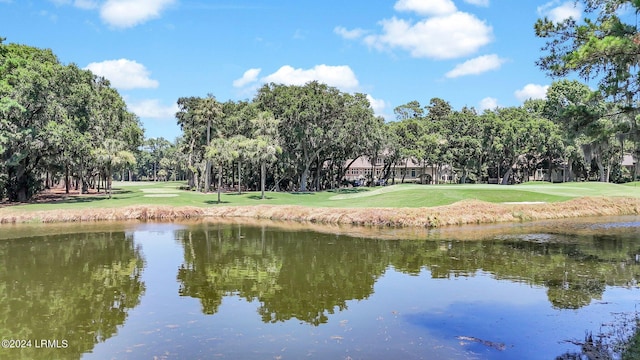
[1,216,640,359]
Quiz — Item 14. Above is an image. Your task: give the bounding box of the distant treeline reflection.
[0,231,145,360]
[176,223,640,324]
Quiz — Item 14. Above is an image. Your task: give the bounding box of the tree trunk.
[316,158,321,191]
[392,165,396,185]
[80,163,87,194]
[401,163,407,184]
[274,172,281,192]
[65,164,70,194]
[261,162,266,199]
[187,142,195,188]
[501,167,513,185]
[204,159,210,193]
[300,166,310,192]
[17,188,27,203]
[238,160,242,195]
[193,169,199,192]
[107,168,112,199]
[596,157,606,182]
[217,165,222,204]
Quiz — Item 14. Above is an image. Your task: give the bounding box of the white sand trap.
[143,194,179,197]
[141,188,178,193]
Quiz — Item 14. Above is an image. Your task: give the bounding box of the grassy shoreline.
[2,181,640,228]
[1,196,639,228]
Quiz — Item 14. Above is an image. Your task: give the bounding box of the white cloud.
[366,94,389,119]
[364,12,492,59]
[262,64,359,91]
[128,99,178,119]
[74,0,98,10]
[537,1,583,22]
[464,0,489,6]
[100,0,176,28]
[334,26,367,40]
[479,97,498,111]
[445,54,506,78]
[394,0,456,16]
[49,0,174,28]
[85,59,159,90]
[233,68,261,88]
[515,84,549,101]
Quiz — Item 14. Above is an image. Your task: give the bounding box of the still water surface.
[1,217,640,359]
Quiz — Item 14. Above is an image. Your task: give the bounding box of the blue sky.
[1,0,586,141]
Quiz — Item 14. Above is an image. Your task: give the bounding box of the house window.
[411,169,416,178]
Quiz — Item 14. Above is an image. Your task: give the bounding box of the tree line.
[3,0,640,201]
[0,38,143,201]
[131,0,640,194]
[164,80,636,196]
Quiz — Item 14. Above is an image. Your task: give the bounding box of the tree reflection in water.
[0,231,145,360]
[176,223,640,323]
[177,223,387,325]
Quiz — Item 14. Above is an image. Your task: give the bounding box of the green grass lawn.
[5,180,640,212]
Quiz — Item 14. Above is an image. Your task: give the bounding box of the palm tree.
[254,139,281,199]
[196,95,223,193]
[229,135,251,195]
[205,137,237,204]
[93,139,136,198]
[250,111,282,199]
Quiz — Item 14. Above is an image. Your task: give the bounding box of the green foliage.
[256,81,382,191]
[0,39,143,201]
[536,0,640,182]
[0,231,144,359]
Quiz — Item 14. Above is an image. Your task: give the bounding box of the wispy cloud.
[334,26,367,40]
[233,68,262,88]
[445,54,506,78]
[394,0,456,16]
[49,0,175,28]
[128,98,178,119]
[100,0,176,29]
[464,0,489,7]
[537,1,583,22]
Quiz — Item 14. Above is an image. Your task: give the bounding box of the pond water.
[1,217,640,359]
